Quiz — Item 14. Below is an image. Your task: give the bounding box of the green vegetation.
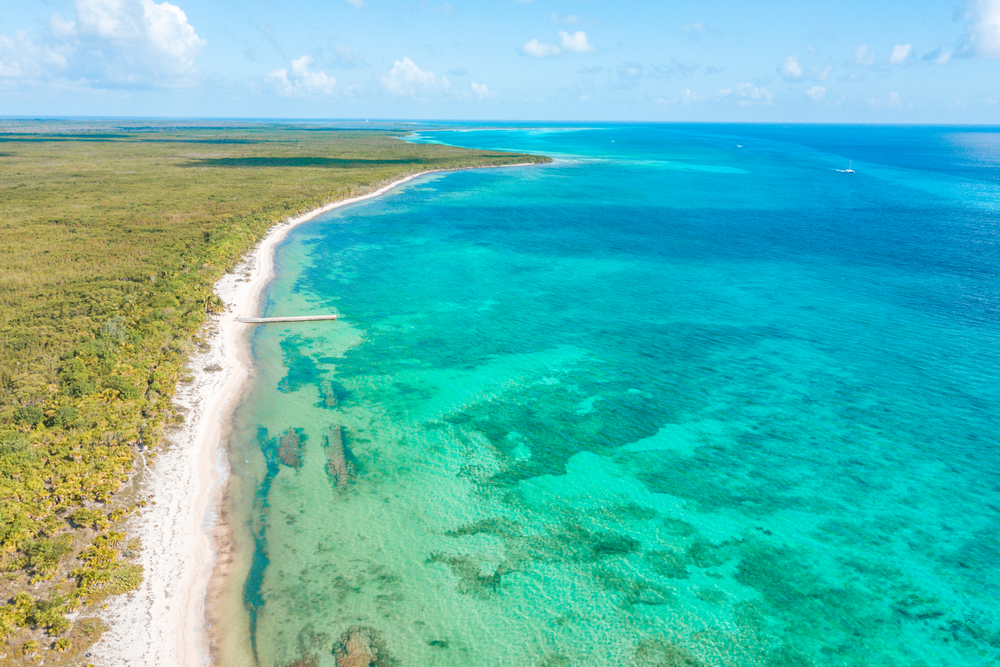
[0,120,548,664]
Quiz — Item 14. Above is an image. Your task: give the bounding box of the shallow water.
[221,125,1000,667]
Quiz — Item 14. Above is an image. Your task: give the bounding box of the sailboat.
[837,160,855,173]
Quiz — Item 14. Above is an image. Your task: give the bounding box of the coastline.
[89,163,536,667]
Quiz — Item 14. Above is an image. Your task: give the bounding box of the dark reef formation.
[632,638,705,667]
[319,380,340,408]
[333,626,393,667]
[278,428,304,468]
[324,425,356,488]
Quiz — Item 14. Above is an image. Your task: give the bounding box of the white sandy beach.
[89,165,531,667]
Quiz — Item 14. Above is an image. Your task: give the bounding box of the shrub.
[29,596,71,635]
[101,376,141,401]
[98,316,128,345]
[59,358,95,397]
[13,406,44,425]
[68,508,109,531]
[51,405,80,428]
[0,430,31,458]
[23,535,74,579]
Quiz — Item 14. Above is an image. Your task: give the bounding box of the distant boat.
[837,160,855,173]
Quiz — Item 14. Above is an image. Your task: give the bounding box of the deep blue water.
[227,125,1000,667]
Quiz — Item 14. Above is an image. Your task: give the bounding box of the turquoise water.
[224,125,1000,667]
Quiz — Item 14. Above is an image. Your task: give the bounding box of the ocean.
[217,124,1000,667]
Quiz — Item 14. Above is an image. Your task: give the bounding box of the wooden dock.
[236,315,338,324]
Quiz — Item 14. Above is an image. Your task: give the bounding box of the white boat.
[837,160,855,173]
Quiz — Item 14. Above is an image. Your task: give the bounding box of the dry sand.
[89,165,531,666]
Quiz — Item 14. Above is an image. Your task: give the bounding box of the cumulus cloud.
[141,0,205,68]
[523,38,561,57]
[922,46,953,64]
[719,83,774,105]
[470,81,497,100]
[50,14,77,38]
[959,0,1000,57]
[679,89,704,103]
[0,0,205,85]
[0,31,69,78]
[611,59,698,89]
[72,0,204,68]
[523,31,595,57]
[332,45,366,67]
[551,13,580,24]
[806,85,826,101]
[559,30,595,53]
[814,64,832,81]
[75,0,139,40]
[889,44,912,64]
[868,91,902,107]
[267,55,336,95]
[853,44,876,66]
[381,57,449,97]
[778,55,805,81]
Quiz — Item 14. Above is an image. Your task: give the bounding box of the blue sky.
[1,0,998,121]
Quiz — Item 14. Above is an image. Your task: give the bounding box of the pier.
[236,315,338,324]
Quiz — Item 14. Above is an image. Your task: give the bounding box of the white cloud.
[381,56,449,97]
[523,38,561,57]
[922,47,953,64]
[141,0,205,68]
[814,64,832,81]
[960,0,1000,57]
[679,89,704,103]
[50,14,77,38]
[332,45,366,67]
[559,30,595,53]
[470,81,497,100]
[610,59,694,89]
[0,31,69,78]
[76,0,141,41]
[778,55,805,81]
[72,0,204,73]
[868,91,902,107]
[723,82,773,105]
[889,43,912,64]
[551,13,580,24]
[524,31,595,57]
[267,55,335,95]
[1,0,204,85]
[806,85,826,101]
[346,0,366,7]
[680,22,710,32]
[853,44,876,66]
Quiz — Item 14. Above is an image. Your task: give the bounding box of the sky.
[0,0,998,122]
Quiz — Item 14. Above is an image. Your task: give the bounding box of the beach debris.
[278,428,304,468]
[333,626,388,667]
[325,425,356,487]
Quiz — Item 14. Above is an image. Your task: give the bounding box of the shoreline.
[89,162,537,667]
